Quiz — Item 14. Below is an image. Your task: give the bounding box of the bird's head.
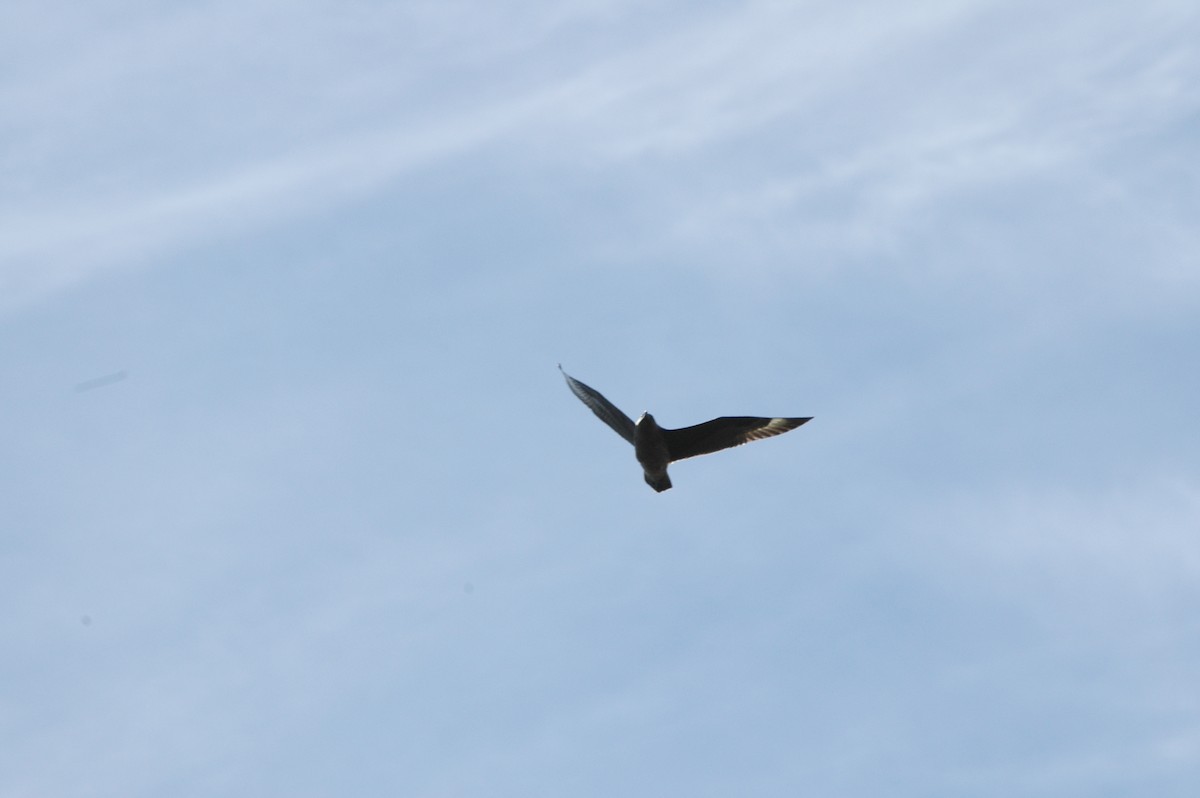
[636,412,657,428]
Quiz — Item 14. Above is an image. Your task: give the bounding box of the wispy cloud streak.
[4,0,1197,312]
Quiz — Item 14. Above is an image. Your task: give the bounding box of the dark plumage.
[560,365,811,492]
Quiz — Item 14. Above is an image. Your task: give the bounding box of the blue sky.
[3,1,1199,795]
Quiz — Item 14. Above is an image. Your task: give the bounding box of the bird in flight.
[560,365,811,492]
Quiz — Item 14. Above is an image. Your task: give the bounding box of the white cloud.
[4,0,1197,313]
[916,477,1200,628]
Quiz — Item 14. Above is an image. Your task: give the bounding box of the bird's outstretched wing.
[559,365,636,445]
[663,416,811,462]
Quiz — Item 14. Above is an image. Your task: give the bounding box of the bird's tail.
[644,472,672,492]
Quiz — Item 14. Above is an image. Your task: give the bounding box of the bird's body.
[560,366,811,492]
[634,413,673,492]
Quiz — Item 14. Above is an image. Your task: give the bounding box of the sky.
[2,1,1199,795]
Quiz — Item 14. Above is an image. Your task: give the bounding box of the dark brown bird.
[560,365,811,492]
